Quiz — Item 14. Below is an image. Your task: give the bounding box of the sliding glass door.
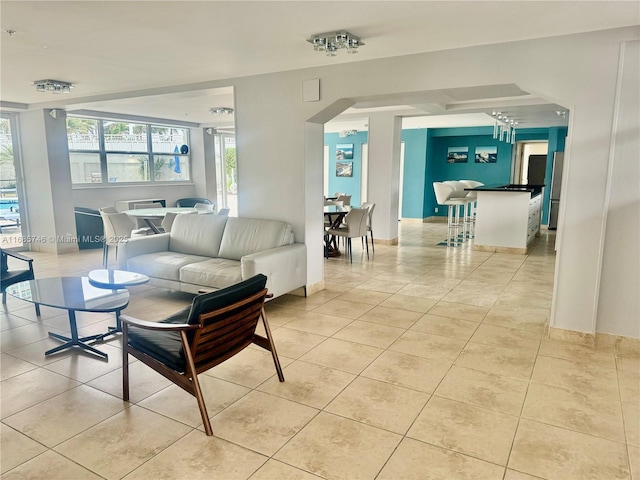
[0,115,26,249]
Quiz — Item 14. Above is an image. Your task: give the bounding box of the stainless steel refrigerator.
[548,152,564,230]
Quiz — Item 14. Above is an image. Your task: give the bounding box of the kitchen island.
[466,184,544,254]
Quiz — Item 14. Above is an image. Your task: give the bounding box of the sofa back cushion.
[169,213,228,257]
[218,217,294,261]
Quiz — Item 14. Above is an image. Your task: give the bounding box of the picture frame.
[336,143,354,160]
[475,146,498,163]
[447,146,468,163]
[336,161,353,177]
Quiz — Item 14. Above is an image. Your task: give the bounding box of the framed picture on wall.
[475,146,498,163]
[447,146,468,163]
[336,144,354,160]
[336,161,353,177]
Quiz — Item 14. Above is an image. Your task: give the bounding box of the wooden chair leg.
[261,307,285,382]
[180,331,213,436]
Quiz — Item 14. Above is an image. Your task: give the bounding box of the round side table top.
[88,269,150,289]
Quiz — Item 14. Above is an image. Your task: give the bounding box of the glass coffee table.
[6,277,130,361]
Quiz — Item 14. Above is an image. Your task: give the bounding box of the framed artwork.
[336,161,353,177]
[336,143,354,160]
[475,146,498,163]
[447,146,468,163]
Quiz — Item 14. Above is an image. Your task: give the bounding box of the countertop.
[465,184,544,196]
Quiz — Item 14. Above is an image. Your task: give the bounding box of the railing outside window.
[67,118,190,185]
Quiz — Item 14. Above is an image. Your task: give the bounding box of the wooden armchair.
[1,248,39,315]
[121,274,284,436]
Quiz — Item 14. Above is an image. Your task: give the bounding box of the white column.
[366,112,402,244]
[18,109,77,253]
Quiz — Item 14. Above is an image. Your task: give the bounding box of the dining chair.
[194,202,215,214]
[360,202,376,253]
[99,208,148,268]
[335,194,352,207]
[121,274,284,436]
[326,207,369,263]
[175,197,214,208]
[133,202,164,229]
[1,248,40,315]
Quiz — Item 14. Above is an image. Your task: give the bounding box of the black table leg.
[46,310,108,360]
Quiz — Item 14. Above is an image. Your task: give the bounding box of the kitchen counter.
[468,185,544,254]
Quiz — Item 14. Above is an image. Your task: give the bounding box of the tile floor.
[1,222,638,480]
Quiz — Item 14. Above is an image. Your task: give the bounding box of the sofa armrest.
[117,233,170,270]
[241,243,307,299]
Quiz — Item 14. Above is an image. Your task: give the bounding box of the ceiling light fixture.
[209,107,234,116]
[491,111,518,144]
[307,30,364,56]
[33,79,74,94]
[339,129,358,137]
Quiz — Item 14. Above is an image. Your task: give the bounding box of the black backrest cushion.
[186,274,268,325]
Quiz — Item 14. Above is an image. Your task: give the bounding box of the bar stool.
[443,180,473,240]
[433,182,467,246]
[459,180,484,238]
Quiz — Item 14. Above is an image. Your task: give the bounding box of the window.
[67,117,190,185]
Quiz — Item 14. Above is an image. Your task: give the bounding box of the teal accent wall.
[400,129,429,218]
[324,132,368,206]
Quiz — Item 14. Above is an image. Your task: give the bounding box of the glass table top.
[6,277,129,313]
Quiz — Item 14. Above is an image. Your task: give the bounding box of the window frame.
[67,116,191,186]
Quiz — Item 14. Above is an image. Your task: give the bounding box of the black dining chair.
[175,197,214,208]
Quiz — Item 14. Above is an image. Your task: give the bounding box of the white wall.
[229,27,639,337]
[595,40,640,337]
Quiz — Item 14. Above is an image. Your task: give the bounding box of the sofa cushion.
[127,252,211,281]
[169,213,228,257]
[179,258,243,289]
[217,217,293,261]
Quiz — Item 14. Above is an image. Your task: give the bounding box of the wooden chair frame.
[122,288,284,436]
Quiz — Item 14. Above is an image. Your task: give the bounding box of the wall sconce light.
[307,31,364,56]
[49,109,58,119]
[209,107,234,116]
[205,127,217,135]
[33,79,74,94]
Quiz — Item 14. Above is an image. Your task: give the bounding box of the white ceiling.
[1,1,638,129]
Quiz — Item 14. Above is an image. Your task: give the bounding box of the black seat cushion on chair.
[127,274,268,372]
[127,306,191,372]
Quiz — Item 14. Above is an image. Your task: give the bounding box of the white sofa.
[117,213,307,298]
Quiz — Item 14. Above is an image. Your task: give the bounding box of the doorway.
[214,133,238,216]
[514,141,548,184]
[0,115,27,248]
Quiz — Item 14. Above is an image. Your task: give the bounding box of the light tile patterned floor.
[1,222,638,479]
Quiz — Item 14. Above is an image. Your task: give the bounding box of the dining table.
[324,205,349,257]
[122,207,197,233]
